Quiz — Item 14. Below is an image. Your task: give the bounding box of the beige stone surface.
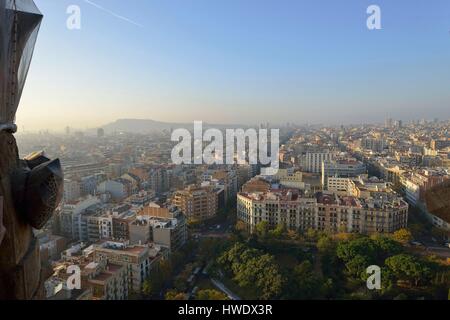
[0,131,43,299]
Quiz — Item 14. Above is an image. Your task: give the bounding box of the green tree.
[373,236,403,260]
[336,237,378,264]
[195,289,228,300]
[146,273,164,296]
[218,242,284,300]
[392,228,413,245]
[385,254,431,287]
[393,293,408,300]
[173,276,187,292]
[235,220,247,232]
[143,261,169,297]
[269,223,286,238]
[306,228,318,241]
[218,242,260,275]
[344,254,369,279]
[317,236,336,254]
[142,279,153,296]
[199,238,225,262]
[289,260,323,299]
[321,277,337,299]
[255,221,269,239]
[159,259,173,280]
[165,290,187,300]
[380,266,396,293]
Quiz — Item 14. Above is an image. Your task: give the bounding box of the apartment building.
[327,177,359,196]
[236,164,257,190]
[361,137,387,153]
[321,159,366,187]
[59,197,102,240]
[149,166,172,194]
[305,151,334,173]
[130,205,187,252]
[39,234,66,262]
[401,169,449,206]
[237,189,317,233]
[83,260,128,300]
[46,256,128,300]
[98,179,129,201]
[80,174,101,196]
[63,162,109,178]
[82,205,110,242]
[63,179,81,203]
[211,169,238,203]
[275,168,307,190]
[110,204,136,241]
[93,241,163,293]
[200,172,234,205]
[327,176,391,199]
[237,189,408,234]
[125,190,155,207]
[172,185,218,221]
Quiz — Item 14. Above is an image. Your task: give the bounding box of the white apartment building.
[305,152,334,173]
[237,189,408,234]
[403,179,421,206]
[327,177,358,195]
[321,159,366,187]
[327,176,391,199]
[59,197,101,240]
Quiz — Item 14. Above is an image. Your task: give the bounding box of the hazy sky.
[16,0,450,131]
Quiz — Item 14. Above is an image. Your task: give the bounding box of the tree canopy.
[218,243,284,299]
[196,289,228,300]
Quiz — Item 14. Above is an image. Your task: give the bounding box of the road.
[411,234,450,259]
[211,278,241,300]
[424,246,450,259]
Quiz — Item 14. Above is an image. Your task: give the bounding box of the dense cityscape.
[1,0,450,310]
[15,118,450,300]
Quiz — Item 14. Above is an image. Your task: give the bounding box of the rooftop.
[239,189,407,209]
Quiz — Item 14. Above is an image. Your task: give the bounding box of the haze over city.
[16,0,450,131]
[1,0,449,304]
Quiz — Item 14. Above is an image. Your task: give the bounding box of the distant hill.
[100,119,248,134]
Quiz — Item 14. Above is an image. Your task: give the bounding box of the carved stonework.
[0,196,5,244]
[0,131,44,299]
[1,1,62,300]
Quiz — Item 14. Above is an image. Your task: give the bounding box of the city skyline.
[2,0,449,304]
[16,0,450,131]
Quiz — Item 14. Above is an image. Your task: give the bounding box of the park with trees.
[207,221,450,300]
